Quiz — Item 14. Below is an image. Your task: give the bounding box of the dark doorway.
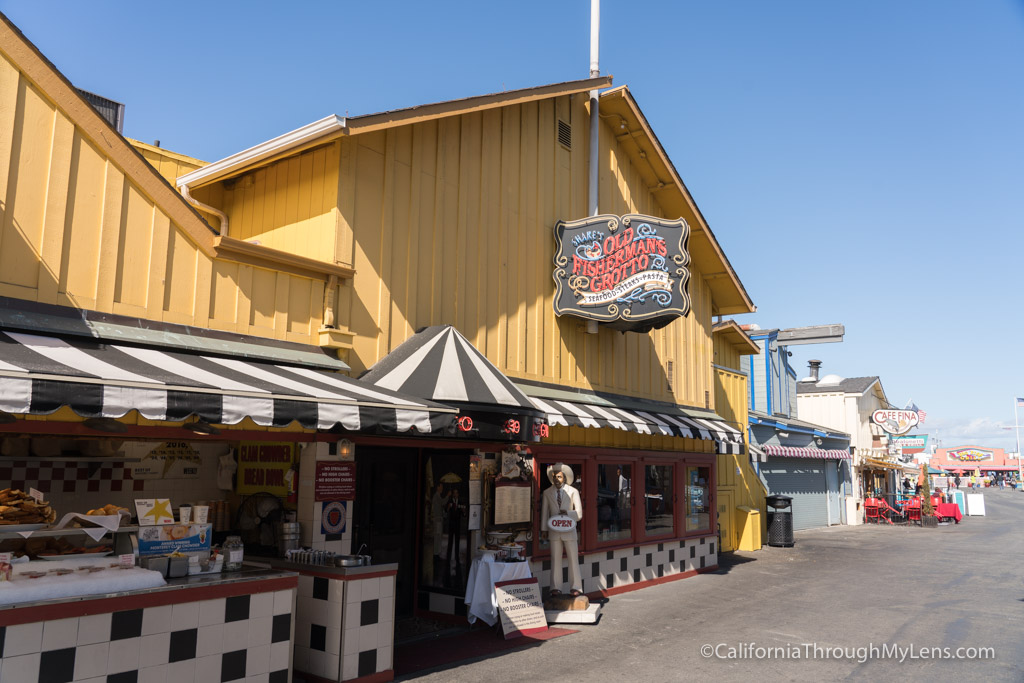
[354,446,420,617]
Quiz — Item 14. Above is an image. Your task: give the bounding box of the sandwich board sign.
[494,577,548,639]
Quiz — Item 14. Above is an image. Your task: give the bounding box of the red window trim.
[531,447,717,555]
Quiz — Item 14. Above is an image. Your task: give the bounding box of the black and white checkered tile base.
[531,536,718,594]
[422,536,717,617]
[0,588,294,682]
[293,573,395,681]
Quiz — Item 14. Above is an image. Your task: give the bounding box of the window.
[644,464,674,536]
[686,465,711,532]
[596,463,632,543]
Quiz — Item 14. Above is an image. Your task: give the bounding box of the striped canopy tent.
[525,394,745,455]
[762,444,852,460]
[360,326,544,440]
[0,330,456,434]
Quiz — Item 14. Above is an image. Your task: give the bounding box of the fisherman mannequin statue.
[541,462,587,608]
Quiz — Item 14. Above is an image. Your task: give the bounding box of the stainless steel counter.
[248,556,398,577]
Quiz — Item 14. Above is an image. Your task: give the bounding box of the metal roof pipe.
[589,0,600,217]
[181,183,229,238]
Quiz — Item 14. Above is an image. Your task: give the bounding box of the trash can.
[766,494,794,547]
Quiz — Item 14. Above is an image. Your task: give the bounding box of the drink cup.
[194,505,209,524]
[178,505,192,524]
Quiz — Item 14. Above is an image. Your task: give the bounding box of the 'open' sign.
[547,515,576,531]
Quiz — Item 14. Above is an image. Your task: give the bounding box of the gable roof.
[712,320,760,355]
[0,12,217,257]
[177,76,613,191]
[597,86,755,315]
[797,376,880,396]
[0,13,355,284]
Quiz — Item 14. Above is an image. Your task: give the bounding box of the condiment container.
[223,536,244,571]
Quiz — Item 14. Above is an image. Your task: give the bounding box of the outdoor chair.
[906,504,922,525]
[865,502,880,523]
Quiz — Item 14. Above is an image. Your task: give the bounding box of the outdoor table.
[934,502,963,523]
[464,555,533,626]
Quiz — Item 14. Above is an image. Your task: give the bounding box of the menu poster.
[494,482,532,525]
[132,442,202,480]
[469,480,482,505]
[494,578,548,639]
[314,461,356,501]
[468,504,481,531]
[135,499,174,526]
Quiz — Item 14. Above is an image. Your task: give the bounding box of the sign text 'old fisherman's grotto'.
[552,214,691,332]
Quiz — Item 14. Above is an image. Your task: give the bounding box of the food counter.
[253,557,397,682]
[0,565,297,682]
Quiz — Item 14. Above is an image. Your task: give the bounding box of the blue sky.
[5,1,1024,452]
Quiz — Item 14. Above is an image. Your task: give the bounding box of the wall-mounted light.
[337,439,355,458]
[776,431,790,439]
[586,320,599,335]
[185,419,220,436]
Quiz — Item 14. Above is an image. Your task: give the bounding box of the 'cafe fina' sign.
[871,409,920,436]
[552,214,691,333]
[948,448,993,462]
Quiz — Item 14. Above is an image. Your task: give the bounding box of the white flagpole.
[1016,398,1022,483]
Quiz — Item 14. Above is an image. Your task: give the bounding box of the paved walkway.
[402,489,1024,681]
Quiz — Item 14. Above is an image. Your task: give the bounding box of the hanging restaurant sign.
[552,213,691,332]
[891,434,928,454]
[871,409,920,435]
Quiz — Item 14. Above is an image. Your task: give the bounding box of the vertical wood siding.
[334,93,716,409]
[128,140,205,186]
[191,143,340,263]
[714,336,743,374]
[0,52,323,342]
[714,366,764,550]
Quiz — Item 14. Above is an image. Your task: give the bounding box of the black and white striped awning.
[0,331,457,433]
[527,396,745,454]
[361,326,541,415]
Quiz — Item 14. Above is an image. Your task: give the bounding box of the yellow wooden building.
[172,70,762,603]
[1,6,763,653]
[712,320,765,551]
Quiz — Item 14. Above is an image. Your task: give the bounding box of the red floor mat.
[394,626,578,677]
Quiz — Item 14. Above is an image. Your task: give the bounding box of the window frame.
[679,455,717,538]
[590,457,640,550]
[531,447,718,556]
[638,458,678,541]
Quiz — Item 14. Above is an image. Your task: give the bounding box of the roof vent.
[76,88,125,133]
[800,359,822,383]
[557,119,572,150]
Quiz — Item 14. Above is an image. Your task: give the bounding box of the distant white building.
[795,362,894,525]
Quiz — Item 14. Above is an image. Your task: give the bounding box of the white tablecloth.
[464,556,532,625]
